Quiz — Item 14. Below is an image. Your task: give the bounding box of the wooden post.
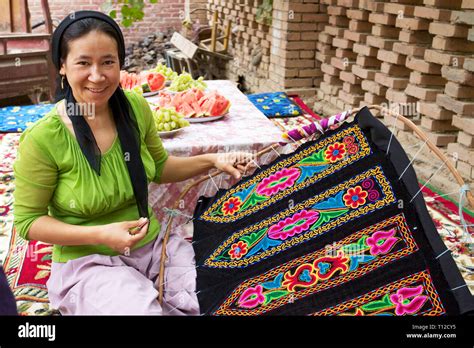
[223,19,231,52]
[211,11,218,52]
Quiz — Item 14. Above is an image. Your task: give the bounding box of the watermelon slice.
[155,89,231,118]
[145,72,165,92]
[120,70,165,92]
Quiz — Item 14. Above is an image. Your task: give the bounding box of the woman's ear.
[59,60,66,76]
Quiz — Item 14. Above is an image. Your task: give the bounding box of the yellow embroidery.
[205,166,396,268]
[200,125,371,223]
[213,214,417,315]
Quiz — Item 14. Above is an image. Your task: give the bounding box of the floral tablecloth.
[146,80,286,227]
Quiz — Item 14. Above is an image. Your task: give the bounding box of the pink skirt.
[46,224,199,315]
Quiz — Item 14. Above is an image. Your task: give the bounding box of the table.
[146,80,284,229]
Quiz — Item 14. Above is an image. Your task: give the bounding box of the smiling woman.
[12,10,255,315]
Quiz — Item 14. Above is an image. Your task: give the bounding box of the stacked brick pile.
[444,2,474,181]
[412,1,468,147]
[310,0,474,180]
[318,0,357,110]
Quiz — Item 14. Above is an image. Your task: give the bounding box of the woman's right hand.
[98,217,149,254]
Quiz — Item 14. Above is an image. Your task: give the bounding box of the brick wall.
[312,0,474,183]
[208,0,474,183]
[27,0,187,46]
[207,0,324,97]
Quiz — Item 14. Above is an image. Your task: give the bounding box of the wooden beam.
[211,11,218,52]
[0,0,12,33]
[223,19,231,52]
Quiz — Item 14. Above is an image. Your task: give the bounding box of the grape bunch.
[152,107,190,132]
[168,73,207,92]
[151,63,178,81]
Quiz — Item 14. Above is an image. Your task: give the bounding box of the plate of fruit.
[155,88,231,123]
[120,70,166,97]
[166,72,207,92]
[152,107,190,138]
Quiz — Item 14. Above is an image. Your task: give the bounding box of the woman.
[13,11,254,315]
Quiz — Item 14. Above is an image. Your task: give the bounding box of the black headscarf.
[51,11,149,219]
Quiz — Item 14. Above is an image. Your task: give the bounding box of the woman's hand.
[213,152,257,180]
[97,217,149,254]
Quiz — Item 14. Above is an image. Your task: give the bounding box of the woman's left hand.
[213,152,257,180]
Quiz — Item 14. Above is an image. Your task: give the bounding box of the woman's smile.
[85,86,108,94]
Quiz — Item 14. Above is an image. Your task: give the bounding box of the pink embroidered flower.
[282,263,318,292]
[229,241,248,259]
[325,142,346,162]
[238,285,265,309]
[268,210,319,240]
[221,197,242,216]
[366,228,398,256]
[389,285,428,315]
[256,167,300,197]
[343,186,368,209]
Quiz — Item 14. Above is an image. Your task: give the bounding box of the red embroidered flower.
[343,136,359,154]
[343,186,368,209]
[325,142,346,162]
[282,263,318,292]
[221,197,242,216]
[229,241,248,259]
[313,251,349,281]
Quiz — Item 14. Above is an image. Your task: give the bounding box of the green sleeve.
[135,93,169,183]
[13,129,58,240]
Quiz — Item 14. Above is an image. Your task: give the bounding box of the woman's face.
[60,30,120,113]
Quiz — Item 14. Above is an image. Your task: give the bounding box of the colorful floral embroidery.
[343,135,359,154]
[390,286,428,315]
[206,166,395,268]
[212,214,418,315]
[325,142,346,162]
[237,285,265,309]
[282,264,319,292]
[222,197,242,216]
[256,167,300,197]
[229,241,248,259]
[312,270,445,316]
[343,185,368,209]
[200,126,372,223]
[366,229,398,255]
[267,209,319,240]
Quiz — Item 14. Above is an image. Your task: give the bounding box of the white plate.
[185,114,227,123]
[157,128,184,137]
[143,90,160,98]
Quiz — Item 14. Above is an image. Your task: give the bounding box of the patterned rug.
[0,104,54,133]
[0,105,473,315]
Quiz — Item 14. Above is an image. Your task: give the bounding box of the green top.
[13,90,169,263]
